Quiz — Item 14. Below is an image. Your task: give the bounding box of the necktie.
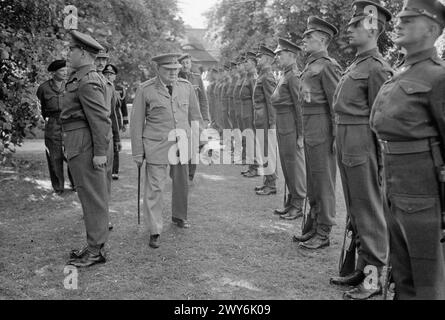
[166,85,173,96]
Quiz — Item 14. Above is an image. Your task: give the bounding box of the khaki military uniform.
[207,81,217,129]
[333,47,392,272]
[220,79,232,130]
[240,73,258,169]
[300,50,341,236]
[271,64,306,206]
[130,76,202,235]
[37,79,74,192]
[370,47,445,299]
[61,64,112,252]
[254,66,278,186]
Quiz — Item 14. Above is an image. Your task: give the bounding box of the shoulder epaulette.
[140,77,156,88]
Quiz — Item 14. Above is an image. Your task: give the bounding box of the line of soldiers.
[204,0,445,300]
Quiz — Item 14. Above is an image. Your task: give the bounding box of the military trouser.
[275,108,306,206]
[229,98,238,130]
[337,124,388,271]
[221,99,232,130]
[112,141,120,175]
[45,117,74,192]
[380,139,445,299]
[64,126,111,253]
[255,122,277,188]
[143,163,189,235]
[242,113,259,171]
[304,114,336,236]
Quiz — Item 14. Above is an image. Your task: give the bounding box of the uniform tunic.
[130,77,202,235]
[37,79,74,192]
[333,47,393,271]
[61,64,112,250]
[271,64,306,205]
[253,66,278,185]
[300,50,341,234]
[370,47,445,299]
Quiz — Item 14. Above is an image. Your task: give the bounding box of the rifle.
[338,214,357,277]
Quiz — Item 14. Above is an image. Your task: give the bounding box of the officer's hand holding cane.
[93,156,107,169]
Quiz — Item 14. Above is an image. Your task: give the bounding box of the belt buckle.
[379,139,389,153]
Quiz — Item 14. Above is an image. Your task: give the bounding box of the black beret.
[47,60,66,72]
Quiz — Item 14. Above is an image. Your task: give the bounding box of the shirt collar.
[404,47,438,67]
[355,47,380,61]
[306,50,328,65]
[70,64,96,82]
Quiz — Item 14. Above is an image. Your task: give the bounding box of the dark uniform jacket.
[239,73,256,120]
[271,63,303,137]
[37,79,65,118]
[334,47,393,123]
[179,70,210,123]
[371,47,445,148]
[253,66,277,129]
[300,50,341,136]
[61,64,111,158]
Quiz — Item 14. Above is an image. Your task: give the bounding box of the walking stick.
[137,165,141,225]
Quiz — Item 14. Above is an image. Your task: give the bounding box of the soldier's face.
[303,32,324,53]
[158,66,179,84]
[276,51,292,69]
[95,57,108,72]
[53,67,67,81]
[68,46,82,68]
[394,16,436,47]
[104,73,116,83]
[347,20,373,47]
[181,58,192,72]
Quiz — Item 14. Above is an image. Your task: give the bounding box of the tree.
[0,0,185,161]
[206,0,405,67]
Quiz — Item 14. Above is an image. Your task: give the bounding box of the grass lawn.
[0,139,351,300]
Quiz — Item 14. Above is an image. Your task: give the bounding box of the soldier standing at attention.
[240,52,259,178]
[330,1,393,300]
[102,64,123,181]
[178,54,210,182]
[62,30,112,267]
[206,68,218,130]
[114,81,129,180]
[220,64,232,131]
[228,62,239,132]
[130,53,203,249]
[37,59,75,195]
[271,38,307,220]
[295,17,342,250]
[253,46,278,196]
[234,58,246,163]
[370,0,445,299]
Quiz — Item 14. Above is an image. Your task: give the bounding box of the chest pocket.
[349,72,369,81]
[399,80,431,95]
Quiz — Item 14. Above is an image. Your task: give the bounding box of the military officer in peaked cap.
[62,30,112,267]
[37,59,75,195]
[330,0,394,300]
[130,53,203,249]
[178,53,210,183]
[370,0,445,299]
[295,16,342,250]
[271,38,307,220]
[253,45,278,196]
[102,64,124,182]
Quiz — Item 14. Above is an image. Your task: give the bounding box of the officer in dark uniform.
[295,17,342,250]
[102,64,123,181]
[253,46,278,195]
[271,38,307,220]
[178,53,210,182]
[330,1,393,300]
[114,81,129,179]
[63,30,112,267]
[240,52,259,177]
[370,0,445,299]
[36,60,74,194]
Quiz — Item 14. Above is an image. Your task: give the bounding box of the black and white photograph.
[1,0,445,307]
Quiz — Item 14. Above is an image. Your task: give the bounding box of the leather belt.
[378,138,433,154]
[303,103,329,115]
[335,114,369,125]
[62,120,89,131]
